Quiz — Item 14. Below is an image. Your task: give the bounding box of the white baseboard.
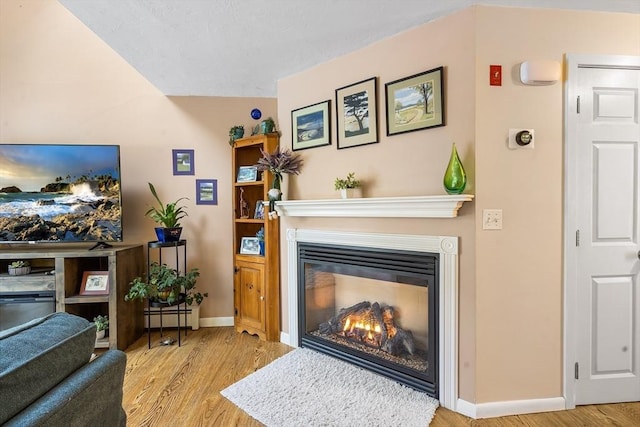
[145,314,233,329]
[201,316,234,327]
[280,331,294,346]
[457,397,566,419]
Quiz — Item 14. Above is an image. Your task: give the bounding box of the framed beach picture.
[336,77,378,149]
[80,271,109,295]
[291,100,331,151]
[385,66,445,136]
[172,149,195,175]
[196,179,218,205]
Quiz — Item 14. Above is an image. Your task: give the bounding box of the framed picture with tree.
[335,77,378,149]
[385,66,445,136]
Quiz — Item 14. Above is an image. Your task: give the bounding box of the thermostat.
[508,129,534,149]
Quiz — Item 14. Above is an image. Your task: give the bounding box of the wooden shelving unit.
[232,133,281,341]
[0,244,144,350]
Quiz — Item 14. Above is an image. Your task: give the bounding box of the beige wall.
[277,5,640,404]
[0,0,277,320]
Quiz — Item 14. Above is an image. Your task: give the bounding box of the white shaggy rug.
[220,348,439,427]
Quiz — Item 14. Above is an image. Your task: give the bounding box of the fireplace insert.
[298,242,438,397]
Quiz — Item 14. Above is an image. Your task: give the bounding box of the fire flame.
[342,316,383,346]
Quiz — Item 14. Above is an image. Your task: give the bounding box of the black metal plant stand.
[146,240,189,348]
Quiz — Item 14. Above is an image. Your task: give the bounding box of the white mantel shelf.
[272,194,474,218]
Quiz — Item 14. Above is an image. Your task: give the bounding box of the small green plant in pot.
[8,260,31,276]
[93,315,109,339]
[260,117,275,134]
[334,172,362,199]
[145,182,188,242]
[229,125,245,146]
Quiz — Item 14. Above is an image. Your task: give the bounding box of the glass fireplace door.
[298,243,438,395]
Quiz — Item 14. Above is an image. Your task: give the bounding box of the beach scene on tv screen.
[0,144,122,242]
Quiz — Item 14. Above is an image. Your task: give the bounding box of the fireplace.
[286,229,459,409]
[298,242,438,396]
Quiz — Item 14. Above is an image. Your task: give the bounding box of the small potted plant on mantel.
[145,182,188,243]
[334,172,362,199]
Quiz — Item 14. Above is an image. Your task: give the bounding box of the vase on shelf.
[443,142,466,195]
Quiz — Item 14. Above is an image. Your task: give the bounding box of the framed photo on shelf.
[291,100,331,151]
[254,200,265,219]
[336,77,378,149]
[385,66,445,136]
[172,149,195,175]
[240,237,261,255]
[237,166,258,182]
[80,271,109,295]
[196,179,218,205]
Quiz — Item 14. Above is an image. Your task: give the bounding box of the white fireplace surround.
[286,228,459,411]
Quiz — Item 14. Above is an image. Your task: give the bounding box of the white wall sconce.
[520,60,561,85]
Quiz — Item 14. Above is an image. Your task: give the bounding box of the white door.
[565,55,640,406]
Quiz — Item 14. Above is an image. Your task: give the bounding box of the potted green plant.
[125,262,207,307]
[93,314,109,340]
[229,125,245,145]
[8,260,31,276]
[145,182,188,242]
[260,117,275,134]
[334,172,362,199]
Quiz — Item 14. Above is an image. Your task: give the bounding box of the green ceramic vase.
[443,143,466,194]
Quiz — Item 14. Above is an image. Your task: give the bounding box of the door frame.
[563,53,640,409]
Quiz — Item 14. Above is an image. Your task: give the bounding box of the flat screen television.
[0,144,123,244]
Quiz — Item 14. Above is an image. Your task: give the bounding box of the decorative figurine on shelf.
[239,188,249,219]
[256,227,265,255]
[255,146,303,219]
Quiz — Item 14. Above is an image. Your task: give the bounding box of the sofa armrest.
[5,350,127,427]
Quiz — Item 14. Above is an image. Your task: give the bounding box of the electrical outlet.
[483,209,503,230]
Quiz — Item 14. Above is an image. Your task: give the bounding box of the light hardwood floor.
[122,327,639,426]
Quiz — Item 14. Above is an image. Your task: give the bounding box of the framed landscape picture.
[80,271,109,295]
[172,149,195,175]
[385,66,445,136]
[336,77,378,149]
[291,100,331,151]
[196,179,218,205]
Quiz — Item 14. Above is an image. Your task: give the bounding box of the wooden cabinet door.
[234,259,266,334]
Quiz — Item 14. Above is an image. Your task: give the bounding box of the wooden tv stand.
[0,243,144,350]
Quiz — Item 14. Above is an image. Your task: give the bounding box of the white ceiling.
[59,0,639,97]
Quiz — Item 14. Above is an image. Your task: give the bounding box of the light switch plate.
[483,209,503,230]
